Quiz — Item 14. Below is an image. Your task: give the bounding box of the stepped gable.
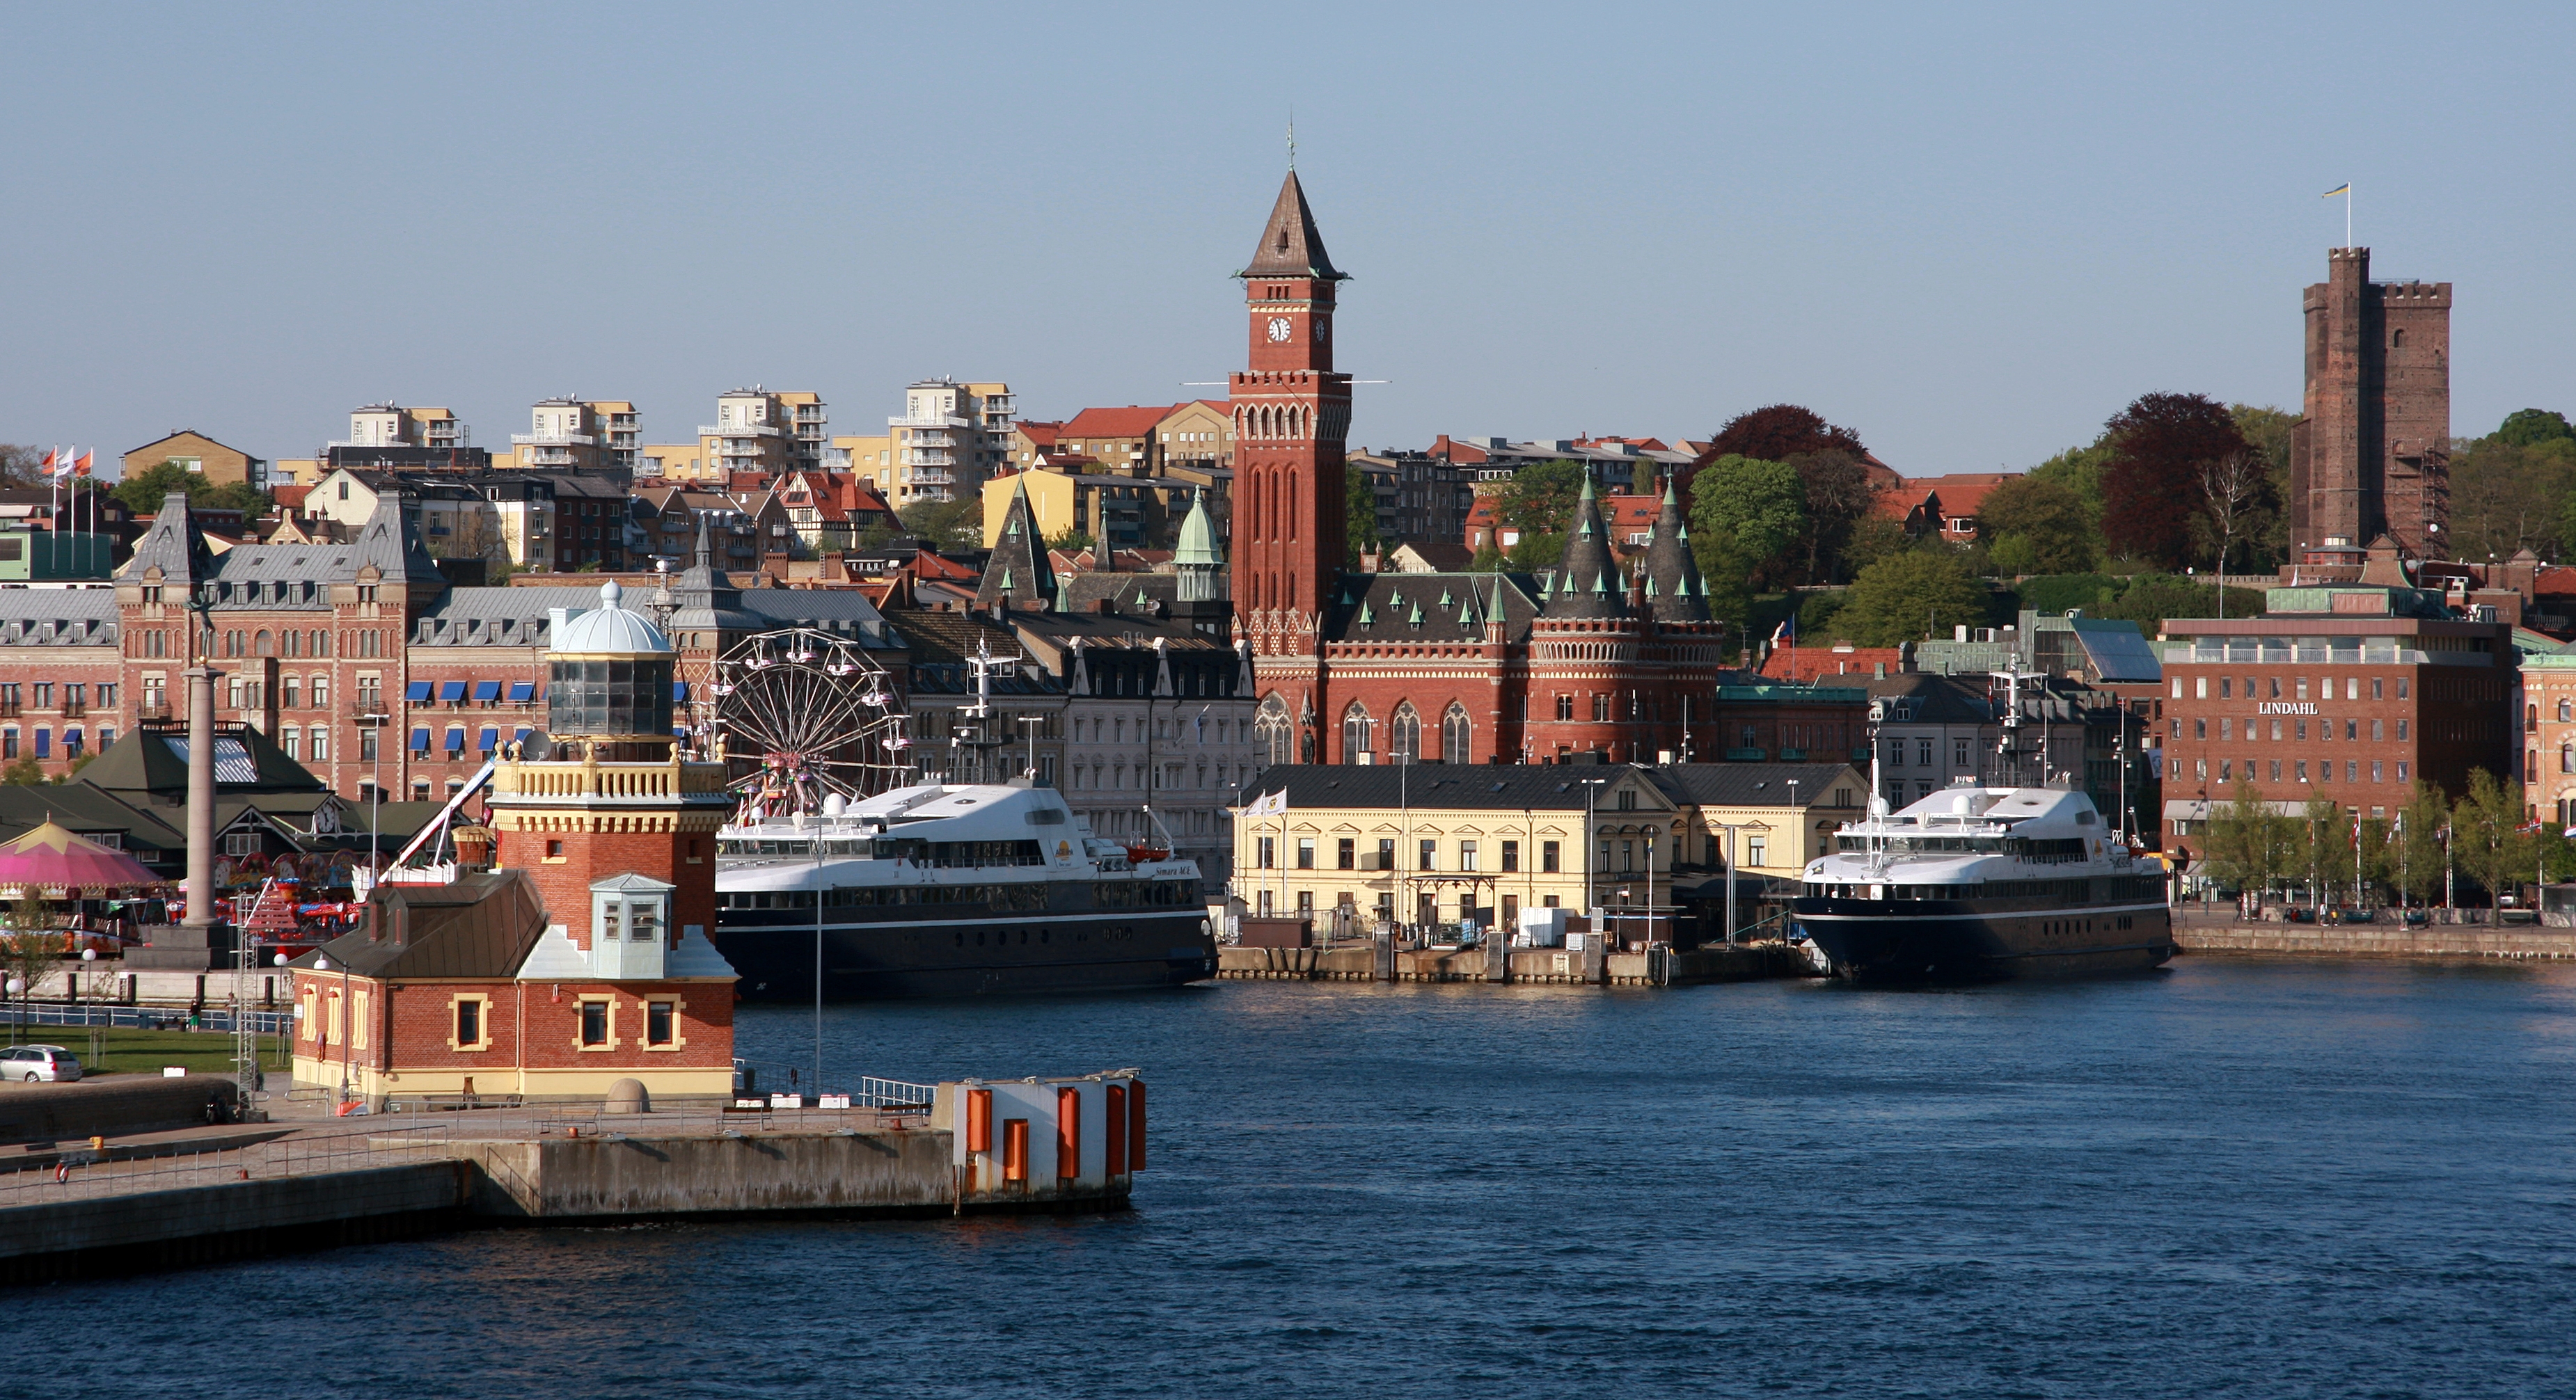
[976,472,1057,611]
[1640,473,1710,623]
[1540,470,1627,620]
[1239,170,1346,282]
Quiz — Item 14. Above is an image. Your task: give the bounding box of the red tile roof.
[1061,406,1175,439]
[1017,420,1064,448]
[1760,644,1909,681]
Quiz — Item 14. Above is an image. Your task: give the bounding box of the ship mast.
[1990,666,2048,789]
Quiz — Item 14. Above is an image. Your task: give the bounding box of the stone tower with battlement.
[2291,246,2451,559]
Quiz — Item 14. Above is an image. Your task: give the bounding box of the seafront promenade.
[2171,908,2576,960]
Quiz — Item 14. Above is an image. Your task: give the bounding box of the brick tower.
[483,580,734,953]
[1232,169,1350,761]
[2291,246,2451,558]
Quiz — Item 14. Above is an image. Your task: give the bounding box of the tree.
[1834,550,1989,646]
[2496,408,2576,448]
[899,495,981,552]
[2296,796,2343,901]
[2097,574,2264,639]
[1977,475,2095,574]
[1494,459,1586,536]
[0,446,53,488]
[108,459,273,519]
[1787,450,1879,584]
[2450,768,2531,907]
[2392,781,2450,907]
[0,756,46,786]
[2206,777,2298,898]
[2196,449,2273,587]
[2100,392,2253,569]
[1702,405,1866,467]
[2449,436,2576,562]
[1345,469,1383,563]
[1045,527,1093,556]
[1689,455,1807,572]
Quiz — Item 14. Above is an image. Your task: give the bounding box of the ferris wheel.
[707,626,910,822]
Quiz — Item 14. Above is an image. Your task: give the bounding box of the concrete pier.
[2177,922,2576,960]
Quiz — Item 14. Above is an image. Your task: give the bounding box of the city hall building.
[2157,582,2514,836]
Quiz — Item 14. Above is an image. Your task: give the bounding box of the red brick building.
[2157,583,2513,839]
[2289,246,2451,559]
[290,581,739,1106]
[1229,171,1727,769]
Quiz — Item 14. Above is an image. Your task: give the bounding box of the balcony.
[138,703,171,722]
[902,469,956,485]
[510,433,596,447]
[1723,747,1767,762]
[902,450,957,467]
[700,422,782,438]
[890,413,970,431]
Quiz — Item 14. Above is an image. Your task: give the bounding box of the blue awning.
[478,726,500,751]
[513,726,533,741]
[471,681,502,703]
[404,681,433,703]
[409,726,431,752]
[508,681,535,703]
[444,726,466,751]
[438,681,468,703]
[671,681,689,702]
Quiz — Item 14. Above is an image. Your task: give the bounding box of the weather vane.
[1287,112,1295,170]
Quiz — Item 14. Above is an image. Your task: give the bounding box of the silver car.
[0,1045,81,1082]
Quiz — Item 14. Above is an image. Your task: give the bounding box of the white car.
[0,1045,81,1082]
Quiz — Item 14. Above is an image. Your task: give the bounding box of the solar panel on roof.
[161,738,260,785]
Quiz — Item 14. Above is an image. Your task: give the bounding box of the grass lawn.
[0,1026,290,1079]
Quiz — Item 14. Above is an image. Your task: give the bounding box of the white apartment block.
[887,379,1014,504]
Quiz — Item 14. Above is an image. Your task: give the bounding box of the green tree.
[1834,550,1989,646]
[2295,795,2343,901]
[899,495,983,552]
[1977,475,2096,574]
[1836,515,1915,575]
[1787,450,1879,584]
[2099,574,2264,639]
[2025,440,2112,531]
[2496,408,2576,448]
[109,459,271,518]
[2205,777,2298,896]
[0,756,45,786]
[2451,768,2531,907]
[1494,459,1586,536]
[1690,454,1807,570]
[2392,781,2449,906]
[1345,468,1383,562]
[1045,527,1093,556]
[2451,436,2576,562]
[2229,404,2299,568]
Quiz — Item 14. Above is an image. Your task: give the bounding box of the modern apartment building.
[512,399,615,471]
[888,379,1014,504]
[345,405,468,451]
[700,388,819,478]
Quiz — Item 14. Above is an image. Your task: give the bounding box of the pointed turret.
[116,491,213,591]
[976,471,1056,611]
[670,509,755,642]
[1239,170,1347,282]
[1542,470,1627,620]
[1174,488,1225,604]
[1641,472,1710,623]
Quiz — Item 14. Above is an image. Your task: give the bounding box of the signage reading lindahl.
[2257,702,2318,715]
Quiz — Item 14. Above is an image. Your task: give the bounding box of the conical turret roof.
[1540,470,1627,620]
[976,471,1057,611]
[1174,488,1223,567]
[1238,170,1346,282]
[1641,473,1710,623]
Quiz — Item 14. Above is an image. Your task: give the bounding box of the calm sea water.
[29,959,2576,1399]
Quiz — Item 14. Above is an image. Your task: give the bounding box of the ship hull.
[1791,897,2174,984]
[716,907,1218,1001]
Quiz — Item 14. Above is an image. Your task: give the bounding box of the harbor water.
[32,958,2576,1399]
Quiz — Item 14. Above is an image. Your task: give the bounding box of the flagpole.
[2347,183,2353,249]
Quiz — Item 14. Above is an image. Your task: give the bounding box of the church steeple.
[1239,170,1346,283]
[976,471,1057,612]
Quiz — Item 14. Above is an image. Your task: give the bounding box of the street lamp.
[1580,777,1609,935]
[355,711,390,892]
[6,976,21,1046]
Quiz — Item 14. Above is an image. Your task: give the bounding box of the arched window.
[1442,703,1473,765]
[1341,701,1373,763]
[254,630,274,657]
[2561,745,2573,774]
[1255,694,1293,768]
[2559,699,2570,723]
[2393,328,2408,349]
[1387,703,1420,764]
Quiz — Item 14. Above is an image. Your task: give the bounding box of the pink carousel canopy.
[0,820,161,889]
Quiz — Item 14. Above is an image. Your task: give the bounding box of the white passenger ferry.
[711,779,1218,999]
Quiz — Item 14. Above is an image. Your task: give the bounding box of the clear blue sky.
[4,3,2569,479]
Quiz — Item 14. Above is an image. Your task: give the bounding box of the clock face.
[1266,316,1293,343]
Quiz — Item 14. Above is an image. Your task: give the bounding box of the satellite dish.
[521,730,557,762]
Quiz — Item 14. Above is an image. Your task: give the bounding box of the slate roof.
[1327,571,1539,645]
[1541,472,1626,620]
[977,474,1056,611]
[1637,477,1709,623]
[0,589,117,646]
[1644,763,1870,808]
[291,870,549,980]
[1238,170,1346,281]
[1254,763,1671,812]
[77,722,327,800]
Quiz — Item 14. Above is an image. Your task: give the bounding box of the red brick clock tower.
[1232,170,1350,759]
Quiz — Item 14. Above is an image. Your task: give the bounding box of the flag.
[71,451,92,479]
[1254,789,1288,818]
[2322,184,2350,198]
[49,450,74,482]
[38,450,55,475]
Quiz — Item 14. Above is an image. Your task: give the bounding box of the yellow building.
[1233,762,1867,934]
[123,430,267,490]
[833,433,896,493]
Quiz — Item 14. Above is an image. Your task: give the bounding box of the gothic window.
[1341,702,1373,763]
[1255,694,1293,767]
[1555,694,1573,722]
[1441,703,1473,765]
[255,630,274,657]
[1388,704,1420,764]
[2561,699,2573,723]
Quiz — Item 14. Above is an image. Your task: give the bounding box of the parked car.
[0,1045,81,1082]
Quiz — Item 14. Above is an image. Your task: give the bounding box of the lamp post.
[356,712,389,893]
[1580,777,1609,934]
[6,977,21,1047]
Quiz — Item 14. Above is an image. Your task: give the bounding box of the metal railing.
[0,1123,459,1205]
[5,1001,293,1035]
